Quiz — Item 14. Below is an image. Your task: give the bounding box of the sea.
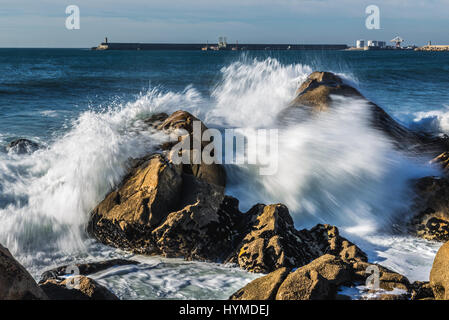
[1,48,449,299]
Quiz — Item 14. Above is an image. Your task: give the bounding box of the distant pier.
[415,45,449,52]
[91,42,348,51]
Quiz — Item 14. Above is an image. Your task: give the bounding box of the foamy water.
[0,56,447,298]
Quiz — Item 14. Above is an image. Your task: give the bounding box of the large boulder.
[275,254,352,300]
[351,261,410,292]
[157,110,226,187]
[230,267,290,300]
[39,276,118,300]
[289,71,447,155]
[430,241,449,299]
[0,244,47,300]
[88,110,231,258]
[150,176,238,261]
[230,254,412,300]
[88,154,183,252]
[88,162,247,260]
[226,204,367,273]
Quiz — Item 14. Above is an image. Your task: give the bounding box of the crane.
[390,36,404,48]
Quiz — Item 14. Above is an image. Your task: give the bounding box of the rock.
[226,204,367,273]
[156,110,226,187]
[89,165,248,261]
[88,154,183,252]
[289,72,447,155]
[150,177,243,261]
[144,112,169,129]
[410,281,434,300]
[6,138,39,154]
[431,151,449,173]
[275,255,353,300]
[230,267,290,300]
[430,241,449,299]
[351,261,410,292]
[39,259,139,284]
[0,244,47,300]
[230,255,412,300]
[39,276,118,300]
[409,176,449,242]
[291,71,361,111]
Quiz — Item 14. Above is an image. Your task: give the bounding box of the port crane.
[390,36,404,48]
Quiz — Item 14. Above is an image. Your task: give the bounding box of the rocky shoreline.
[2,71,449,300]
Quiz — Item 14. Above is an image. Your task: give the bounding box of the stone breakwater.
[3,71,449,300]
[415,45,449,52]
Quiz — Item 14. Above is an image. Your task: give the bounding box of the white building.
[356,40,365,48]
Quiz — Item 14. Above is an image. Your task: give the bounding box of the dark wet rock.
[430,240,449,299]
[226,204,367,273]
[39,276,118,300]
[0,244,47,300]
[6,138,40,154]
[410,281,434,300]
[288,71,448,156]
[39,259,139,284]
[409,176,449,242]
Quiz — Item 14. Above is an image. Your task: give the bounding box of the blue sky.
[0,0,448,47]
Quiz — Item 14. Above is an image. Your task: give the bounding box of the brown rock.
[150,174,230,260]
[289,72,447,155]
[230,255,412,300]
[275,255,352,300]
[352,261,410,292]
[227,204,367,273]
[229,267,290,300]
[430,241,449,299]
[157,110,226,187]
[0,244,47,300]
[88,154,183,252]
[292,71,361,111]
[40,276,118,300]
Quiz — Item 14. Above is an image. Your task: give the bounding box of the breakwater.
[92,42,348,51]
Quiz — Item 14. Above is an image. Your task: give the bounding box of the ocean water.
[1,49,449,299]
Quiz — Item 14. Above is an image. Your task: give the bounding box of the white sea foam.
[411,105,449,133]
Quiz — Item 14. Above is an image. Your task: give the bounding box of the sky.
[0,0,448,47]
